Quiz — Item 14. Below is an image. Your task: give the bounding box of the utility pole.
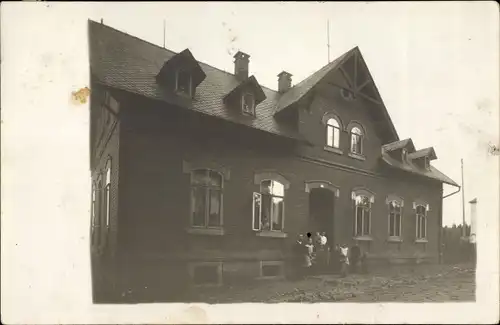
[461,158,466,238]
[327,20,331,63]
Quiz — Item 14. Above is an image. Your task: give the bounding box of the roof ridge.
[89,20,282,94]
[88,20,353,96]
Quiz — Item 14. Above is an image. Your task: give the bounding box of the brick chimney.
[278,71,292,93]
[234,51,250,81]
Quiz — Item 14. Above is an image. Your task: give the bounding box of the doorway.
[308,188,335,245]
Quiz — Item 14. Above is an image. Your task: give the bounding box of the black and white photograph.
[1,2,499,324]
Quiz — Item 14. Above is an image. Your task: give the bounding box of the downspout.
[439,184,461,263]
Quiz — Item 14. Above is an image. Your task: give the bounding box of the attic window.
[242,93,255,115]
[176,69,192,97]
[402,149,407,162]
[424,156,430,170]
[340,88,354,101]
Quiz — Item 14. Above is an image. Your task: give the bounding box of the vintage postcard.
[1,2,499,324]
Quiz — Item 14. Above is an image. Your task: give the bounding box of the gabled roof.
[223,75,267,105]
[408,147,437,161]
[88,20,305,142]
[382,138,416,152]
[275,49,355,113]
[156,48,206,88]
[381,152,458,187]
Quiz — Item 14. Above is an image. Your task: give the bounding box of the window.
[176,69,192,97]
[242,93,255,115]
[340,88,354,101]
[253,180,285,232]
[191,169,223,228]
[402,149,408,162]
[424,156,430,169]
[353,193,372,237]
[260,261,284,278]
[104,159,111,230]
[189,262,222,286]
[388,200,403,238]
[95,179,102,249]
[350,127,363,155]
[416,205,427,239]
[326,118,341,148]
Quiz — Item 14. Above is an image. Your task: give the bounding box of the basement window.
[260,261,284,278]
[189,262,222,286]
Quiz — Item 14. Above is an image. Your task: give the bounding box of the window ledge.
[324,146,343,155]
[353,235,373,241]
[348,152,366,161]
[387,237,403,243]
[256,231,288,238]
[187,227,225,236]
[415,238,428,244]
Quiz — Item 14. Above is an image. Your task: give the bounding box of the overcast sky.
[1,2,499,323]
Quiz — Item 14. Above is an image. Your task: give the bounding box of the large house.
[88,20,459,303]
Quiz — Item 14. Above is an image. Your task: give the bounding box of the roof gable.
[408,147,438,161]
[223,75,267,105]
[382,138,416,153]
[156,49,206,88]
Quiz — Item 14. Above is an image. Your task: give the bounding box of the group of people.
[292,232,367,279]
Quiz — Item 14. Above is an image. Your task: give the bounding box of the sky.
[1,2,499,324]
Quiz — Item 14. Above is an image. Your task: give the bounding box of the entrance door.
[309,188,335,245]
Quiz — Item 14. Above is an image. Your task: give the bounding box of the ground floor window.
[188,262,223,286]
[260,261,284,278]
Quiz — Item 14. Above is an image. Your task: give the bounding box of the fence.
[442,224,476,265]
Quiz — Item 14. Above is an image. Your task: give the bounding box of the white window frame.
[188,261,223,287]
[326,118,341,148]
[241,92,256,115]
[252,179,285,232]
[387,197,404,240]
[414,203,429,240]
[259,261,285,279]
[351,189,374,239]
[190,169,224,229]
[350,126,364,155]
[175,69,193,97]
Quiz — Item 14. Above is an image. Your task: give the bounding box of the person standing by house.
[339,244,350,277]
[292,234,306,280]
[304,234,315,277]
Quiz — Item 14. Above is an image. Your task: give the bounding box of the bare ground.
[190,263,475,303]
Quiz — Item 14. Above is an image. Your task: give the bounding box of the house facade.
[88,20,459,303]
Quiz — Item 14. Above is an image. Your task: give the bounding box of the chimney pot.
[234,51,250,81]
[278,71,293,93]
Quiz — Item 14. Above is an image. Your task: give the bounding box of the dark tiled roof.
[382,138,415,152]
[408,147,438,160]
[381,153,458,187]
[88,20,349,143]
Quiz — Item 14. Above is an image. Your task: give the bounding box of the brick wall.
[111,94,443,300]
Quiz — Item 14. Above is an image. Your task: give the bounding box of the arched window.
[351,189,374,237]
[253,180,285,232]
[416,205,427,239]
[326,118,341,148]
[104,159,111,230]
[350,126,363,155]
[191,169,223,228]
[388,200,403,238]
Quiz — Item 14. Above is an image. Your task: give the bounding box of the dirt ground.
[190,263,475,303]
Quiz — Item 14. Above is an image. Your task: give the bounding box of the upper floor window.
[326,118,341,148]
[104,159,111,230]
[242,93,255,115]
[253,180,285,232]
[191,169,223,228]
[90,182,97,245]
[416,204,427,239]
[388,200,403,238]
[95,178,103,250]
[176,69,192,97]
[352,190,374,237]
[350,126,363,155]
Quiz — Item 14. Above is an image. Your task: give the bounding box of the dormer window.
[242,93,256,115]
[176,69,192,97]
[424,156,430,169]
[402,149,407,162]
